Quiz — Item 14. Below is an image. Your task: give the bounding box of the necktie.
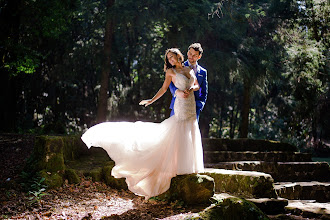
[192,65,197,74]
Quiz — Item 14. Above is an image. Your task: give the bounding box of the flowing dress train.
[81,70,204,199]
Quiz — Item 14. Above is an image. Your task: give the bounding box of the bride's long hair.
[164,48,184,72]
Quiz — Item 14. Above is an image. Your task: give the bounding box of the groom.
[169,43,208,121]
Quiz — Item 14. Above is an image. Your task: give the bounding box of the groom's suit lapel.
[184,60,203,85]
[195,65,204,86]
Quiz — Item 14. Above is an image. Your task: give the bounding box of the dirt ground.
[2,133,328,220]
[0,133,206,219]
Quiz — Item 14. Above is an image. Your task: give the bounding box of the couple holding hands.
[82,43,208,199]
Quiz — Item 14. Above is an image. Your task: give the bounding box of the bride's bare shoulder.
[183,66,192,73]
[165,68,175,77]
[183,66,191,71]
[183,66,194,77]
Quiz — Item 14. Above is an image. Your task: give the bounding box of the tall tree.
[277,0,329,145]
[96,0,115,123]
[209,0,297,138]
[0,0,22,131]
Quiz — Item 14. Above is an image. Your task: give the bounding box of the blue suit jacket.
[169,61,208,117]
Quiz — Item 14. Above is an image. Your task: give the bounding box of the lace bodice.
[173,69,196,121]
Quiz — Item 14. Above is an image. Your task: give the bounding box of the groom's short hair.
[188,43,203,55]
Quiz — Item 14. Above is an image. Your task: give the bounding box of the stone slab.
[202,168,277,199]
[285,199,330,219]
[247,197,288,215]
[202,138,297,152]
[205,161,330,182]
[275,181,330,202]
[204,151,312,163]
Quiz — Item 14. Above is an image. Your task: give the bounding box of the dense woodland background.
[0,0,329,152]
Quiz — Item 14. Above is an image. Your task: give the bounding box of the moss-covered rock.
[88,168,103,182]
[65,146,111,174]
[64,169,80,184]
[24,135,90,188]
[200,197,269,220]
[62,135,88,161]
[158,174,215,205]
[33,136,66,172]
[203,168,277,199]
[32,135,88,172]
[102,163,128,190]
[39,170,63,189]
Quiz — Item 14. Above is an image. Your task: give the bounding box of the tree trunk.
[229,104,235,138]
[240,77,251,138]
[96,0,115,123]
[0,0,21,131]
[229,97,239,138]
[307,0,320,42]
[218,107,223,137]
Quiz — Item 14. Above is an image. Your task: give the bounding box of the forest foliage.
[0,0,329,150]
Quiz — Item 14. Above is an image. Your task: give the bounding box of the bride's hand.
[139,99,152,107]
[183,88,193,95]
[176,90,189,99]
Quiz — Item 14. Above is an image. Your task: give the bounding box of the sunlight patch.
[81,196,135,218]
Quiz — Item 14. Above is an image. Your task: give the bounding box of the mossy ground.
[2,134,329,219]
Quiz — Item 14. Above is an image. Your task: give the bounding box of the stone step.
[274,182,330,202]
[211,194,330,219]
[202,168,277,199]
[284,199,330,219]
[247,197,289,215]
[210,194,330,219]
[203,151,312,163]
[212,193,288,215]
[202,138,297,152]
[205,161,330,182]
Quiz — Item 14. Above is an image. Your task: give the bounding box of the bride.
[81,48,204,199]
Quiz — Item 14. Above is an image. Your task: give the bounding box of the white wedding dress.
[81,70,204,199]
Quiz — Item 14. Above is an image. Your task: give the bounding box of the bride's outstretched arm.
[139,69,173,107]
